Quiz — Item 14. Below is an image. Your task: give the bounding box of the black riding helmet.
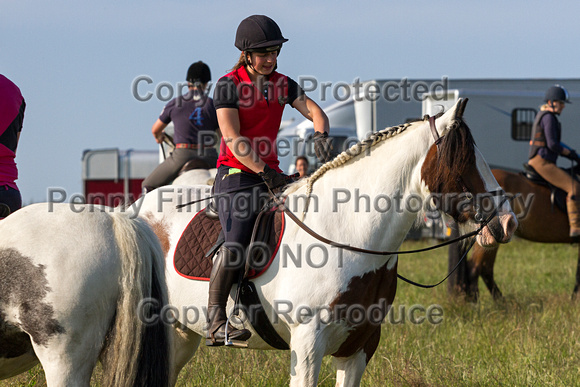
[235,15,288,53]
[545,85,572,104]
[186,61,211,85]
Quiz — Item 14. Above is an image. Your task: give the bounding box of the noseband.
[274,116,508,259]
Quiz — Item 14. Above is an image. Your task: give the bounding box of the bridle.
[274,115,508,287]
[428,115,505,224]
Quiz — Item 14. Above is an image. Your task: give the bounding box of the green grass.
[3,238,580,386]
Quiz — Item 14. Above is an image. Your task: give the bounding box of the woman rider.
[206,15,331,346]
[528,85,580,237]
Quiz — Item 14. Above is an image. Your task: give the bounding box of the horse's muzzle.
[478,212,518,246]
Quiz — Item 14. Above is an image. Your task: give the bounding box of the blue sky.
[2,0,580,203]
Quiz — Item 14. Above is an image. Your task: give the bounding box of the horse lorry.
[278,78,580,174]
[277,78,580,238]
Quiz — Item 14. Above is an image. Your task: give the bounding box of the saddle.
[178,158,211,175]
[521,163,567,212]
[173,206,284,281]
[173,204,289,350]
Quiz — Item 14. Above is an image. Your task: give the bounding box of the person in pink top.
[0,75,25,218]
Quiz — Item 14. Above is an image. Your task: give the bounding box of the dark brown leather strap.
[429,116,443,147]
[279,203,483,255]
[239,280,289,350]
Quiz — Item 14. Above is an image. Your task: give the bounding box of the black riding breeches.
[214,165,269,254]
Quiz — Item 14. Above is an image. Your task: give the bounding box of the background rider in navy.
[142,61,219,192]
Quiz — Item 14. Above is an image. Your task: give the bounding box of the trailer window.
[511,108,537,141]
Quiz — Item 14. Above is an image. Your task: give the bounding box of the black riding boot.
[206,245,251,346]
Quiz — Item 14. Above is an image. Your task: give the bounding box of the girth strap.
[238,281,289,350]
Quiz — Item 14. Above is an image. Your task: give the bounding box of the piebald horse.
[138,98,517,386]
[172,167,217,187]
[0,99,516,386]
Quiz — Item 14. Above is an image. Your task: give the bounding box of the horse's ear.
[454,98,469,120]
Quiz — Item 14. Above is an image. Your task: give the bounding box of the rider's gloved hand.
[285,172,301,183]
[313,131,333,163]
[259,165,287,190]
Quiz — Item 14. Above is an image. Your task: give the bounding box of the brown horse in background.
[466,168,580,300]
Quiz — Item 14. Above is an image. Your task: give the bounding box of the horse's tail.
[101,211,170,387]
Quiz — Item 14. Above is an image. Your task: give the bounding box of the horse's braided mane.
[304,114,440,198]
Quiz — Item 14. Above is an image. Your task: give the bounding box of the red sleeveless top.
[215,67,290,173]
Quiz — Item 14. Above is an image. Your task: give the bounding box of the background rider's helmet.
[544,85,572,104]
[186,61,211,85]
[234,15,288,53]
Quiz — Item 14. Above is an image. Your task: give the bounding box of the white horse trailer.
[82,148,158,206]
[280,78,580,239]
[421,84,580,171]
[284,78,580,172]
[82,122,177,206]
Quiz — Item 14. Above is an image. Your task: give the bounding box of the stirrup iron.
[224,311,249,348]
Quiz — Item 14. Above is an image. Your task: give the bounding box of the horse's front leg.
[573,246,580,300]
[334,326,380,387]
[289,322,331,387]
[470,243,503,300]
[334,351,367,387]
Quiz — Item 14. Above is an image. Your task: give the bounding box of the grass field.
[2,237,580,386]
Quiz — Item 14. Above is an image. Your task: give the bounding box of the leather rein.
[175,116,507,288]
[274,115,507,288]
